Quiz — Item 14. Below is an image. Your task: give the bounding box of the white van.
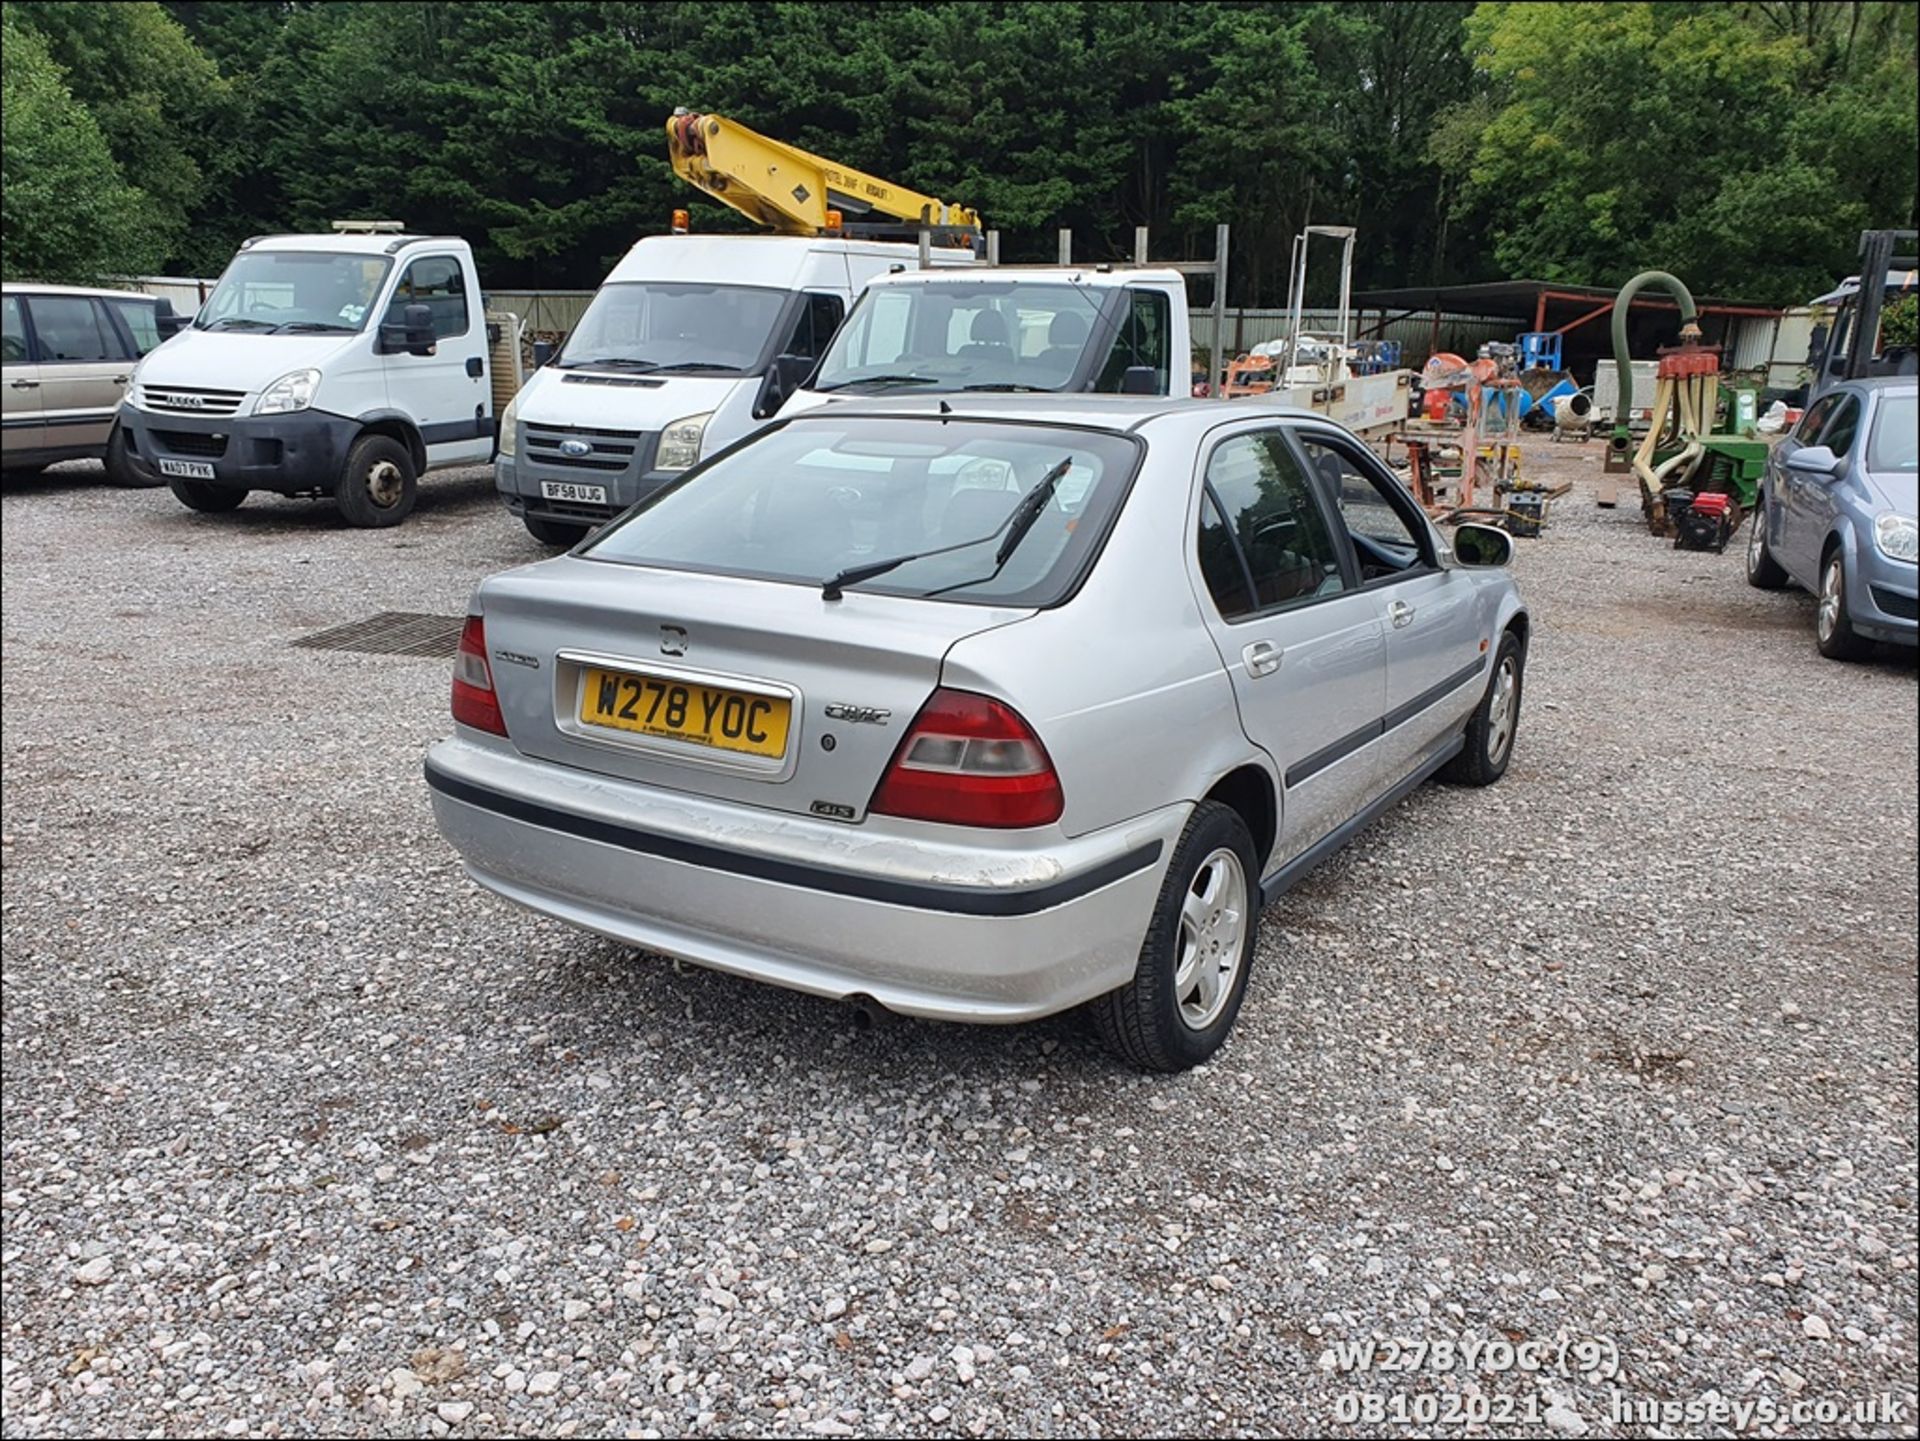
[118,229,512,527]
[778,266,1191,414]
[496,234,973,546]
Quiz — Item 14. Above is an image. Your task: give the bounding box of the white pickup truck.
[118,227,516,527]
[780,266,1190,412]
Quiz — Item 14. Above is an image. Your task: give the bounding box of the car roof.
[242,233,470,257]
[1836,377,1919,397]
[791,393,1331,434]
[861,266,1186,290]
[1,281,154,302]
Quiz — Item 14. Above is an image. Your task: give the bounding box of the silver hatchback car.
[427,397,1529,1069]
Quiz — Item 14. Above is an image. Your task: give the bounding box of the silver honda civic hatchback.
[427,397,1528,1070]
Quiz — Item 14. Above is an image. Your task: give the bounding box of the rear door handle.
[113,374,131,385]
[1387,600,1416,629]
[1241,640,1282,678]
[9,379,38,390]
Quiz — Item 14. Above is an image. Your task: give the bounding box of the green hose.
[1611,270,1698,438]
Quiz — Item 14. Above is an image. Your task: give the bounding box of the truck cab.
[780,267,1190,413]
[498,234,975,546]
[119,228,506,527]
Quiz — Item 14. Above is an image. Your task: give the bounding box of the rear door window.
[1,296,26,363]
[1196,431,1348,619]
[25,296,122,362]
[108,298,162,356]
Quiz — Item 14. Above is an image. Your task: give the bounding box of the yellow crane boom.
[666,110,980,242]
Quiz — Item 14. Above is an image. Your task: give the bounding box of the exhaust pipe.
[844,993,896,1029]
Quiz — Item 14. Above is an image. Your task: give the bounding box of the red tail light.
[451,615,508,736]
[869,688,1063,828]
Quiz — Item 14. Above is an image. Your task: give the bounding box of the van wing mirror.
[152,297,189,339]
[531,339,557,369]
[754,352,817,419]
[379,302,437,356]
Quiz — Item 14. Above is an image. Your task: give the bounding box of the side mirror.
[1452,522,1514,568]
[1119,365,1159,395]
[531,339,556,369]
[754,352,816,419]
[378,302,436,356]
[153,297,189,339]
[1785,444,1841,476]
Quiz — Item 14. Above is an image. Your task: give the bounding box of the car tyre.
[1092,800,1259,1073]
[168,476,246,512]
[335,433,417,529]
[1745,502,1788,589]
[103,423,160,488]
[1440,630,1524,786]
[1814,549,1871,661]
[523,515,591,547]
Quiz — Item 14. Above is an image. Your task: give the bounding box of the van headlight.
[255,368,320,415]
[1874,513,1918,563]
[655,412,711,472]
[498,395,520,457]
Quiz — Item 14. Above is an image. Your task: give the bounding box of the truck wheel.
[1091,801,1259,1072]
[335,434,417,528]
[168,476,246,513]
[103,423,160,488]
[523,515,591,547]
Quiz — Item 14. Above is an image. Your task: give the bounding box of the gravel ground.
[2,446,1915,1439]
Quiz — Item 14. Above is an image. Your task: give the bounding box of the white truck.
[494,233,975,546]
[118,224,518,527]
[778,265,1189,411]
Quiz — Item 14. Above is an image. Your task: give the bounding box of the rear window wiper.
[820,456,1074,601]
[811,374,939,393]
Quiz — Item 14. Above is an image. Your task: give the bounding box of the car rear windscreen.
[583,416,1143,607]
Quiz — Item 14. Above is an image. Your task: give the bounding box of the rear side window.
[1820,395,1861,456]
[585,417,1143,607]
[389,256,469,339]
[109,298,161,355]
[1,297,25,363]
[25,296,121,362]
[1197,432,1346,619]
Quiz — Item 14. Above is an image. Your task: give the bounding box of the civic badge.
[659,624,688,656]
[559,438,591,457]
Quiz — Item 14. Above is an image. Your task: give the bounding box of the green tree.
[0,8,160,282]
[1440,1,1918,300]
[12,0,241,273]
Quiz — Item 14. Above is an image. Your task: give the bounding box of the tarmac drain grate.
[292,611,466,659]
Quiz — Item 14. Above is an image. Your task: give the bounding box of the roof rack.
[331,219,406,233]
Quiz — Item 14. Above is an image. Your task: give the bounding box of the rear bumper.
[424,734,1181,1022]
[118,403,355,494]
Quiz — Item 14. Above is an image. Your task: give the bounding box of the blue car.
[1747,380,1918,659]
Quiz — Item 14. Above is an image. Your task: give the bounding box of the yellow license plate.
[579,666,790,758]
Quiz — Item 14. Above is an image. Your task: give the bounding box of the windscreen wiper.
[959,383,1051,392]
[559,357,661,372]
[659,361,744,373]
[811,374,939,393]
[820,456,1073,602]
[271,321,354,334]
[200,317,275,332]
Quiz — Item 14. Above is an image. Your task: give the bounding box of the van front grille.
[140,385,246,417]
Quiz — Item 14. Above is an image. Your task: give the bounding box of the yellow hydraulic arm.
[666,110,980,241]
